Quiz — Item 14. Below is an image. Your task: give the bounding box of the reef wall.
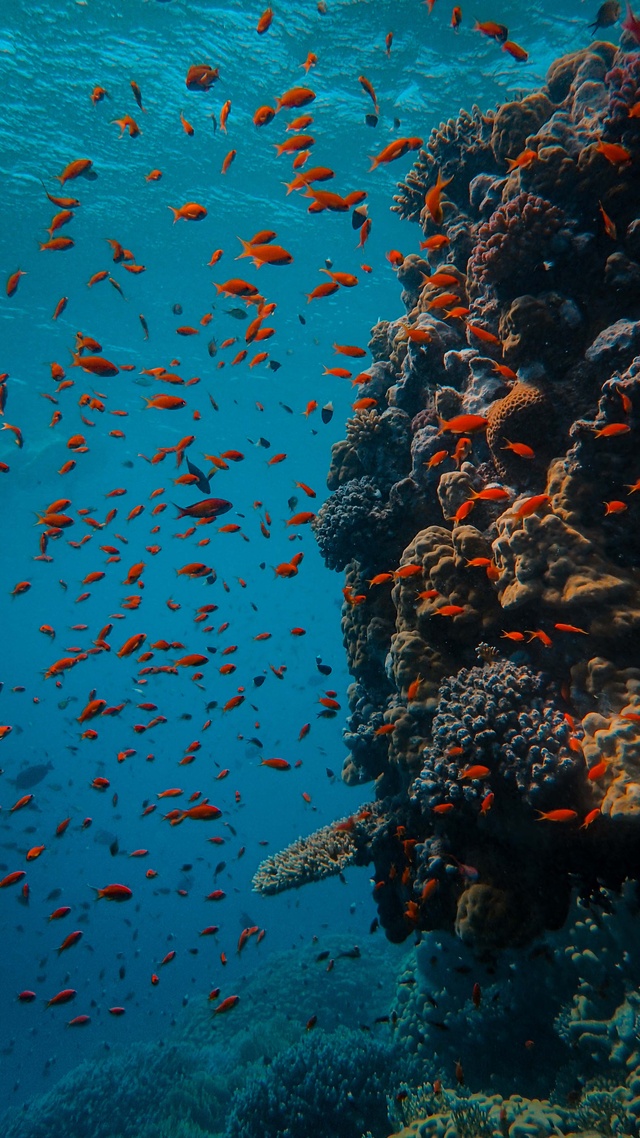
[254,38,640,958]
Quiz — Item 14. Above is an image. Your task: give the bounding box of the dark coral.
[468,193,572,303]
[224,1028,415,1138]
[412,659,580,814]
[312,478,388,572]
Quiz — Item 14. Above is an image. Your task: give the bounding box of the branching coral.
[252,806,381,895]
[224,1027,417,1138]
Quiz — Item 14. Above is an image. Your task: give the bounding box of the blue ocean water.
[1,1,637,1135]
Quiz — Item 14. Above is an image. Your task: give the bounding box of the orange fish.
[91,883,133,900]
[502,40,529,61]
[459,764,490,780]
[168,202,207,222]
[594,422,631,438]
[425,169,453,225]
[536,809,577,823]
[515,494,550,518]
[439,414,487,435]
[256,6,273,33]
[596,140,631,165]
[502,438,535,458]
[276,87,315,111]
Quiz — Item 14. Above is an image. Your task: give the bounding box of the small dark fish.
[288,496,298,512]
[325,767,335,780]
[316,658,332,676]
[365,113,378,127]
[370,918,379,934]
[179,713,192,720]
[172,303,183,315]
[393,117,401,129]
[109,839,119,857]
[280,403,293,414]
[337,946,360,959]
[139,313,149,340]
[225,307,247,320]
[47,888,62,901]
[298,314,306,325]
[325,258,333,269]
[214,861,226,876]
[186,457,210,494]
[181,864,193,871]
[257,437,270,448]
[352,206,367,230]
[316,950,330,961]
[12,762,53,790]
[205,701,218,711]
[207,338,217,358]
[119,965,126,979]
[374,1015,389,1023]
[247,737,263,747]
[210,113,217,132]
[253,675,266,688]
[589,0,620,32]
[321,402,334,424]
[268,360,281,371]
[209,394,219,411]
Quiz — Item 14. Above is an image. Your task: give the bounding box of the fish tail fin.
[172,503,186,519]
[167,206,180,223]
[235,237,251,260]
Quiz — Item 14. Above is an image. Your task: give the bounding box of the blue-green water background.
[0,0,606,1114]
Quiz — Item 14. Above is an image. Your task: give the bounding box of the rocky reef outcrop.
[254,40,640,956]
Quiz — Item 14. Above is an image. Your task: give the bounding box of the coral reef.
[224,1027,415,1138]
[258,39,640,958]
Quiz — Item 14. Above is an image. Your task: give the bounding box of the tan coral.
[486,382,551,480]
[393,525,501,650]
[490,90,555,167]
[577,664,640,823]
[326,438,362,491]
[491,504,638,626]
[455,882,545,951]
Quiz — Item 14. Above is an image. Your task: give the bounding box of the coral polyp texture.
[254,41,640,953]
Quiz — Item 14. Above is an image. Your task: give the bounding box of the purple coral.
[467,193,572,301]
[603,50,640,140]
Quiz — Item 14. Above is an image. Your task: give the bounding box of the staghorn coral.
[224,1027,418,1138]
[251,810,372,895]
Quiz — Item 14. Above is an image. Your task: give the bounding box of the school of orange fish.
[3,0,639,1049]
